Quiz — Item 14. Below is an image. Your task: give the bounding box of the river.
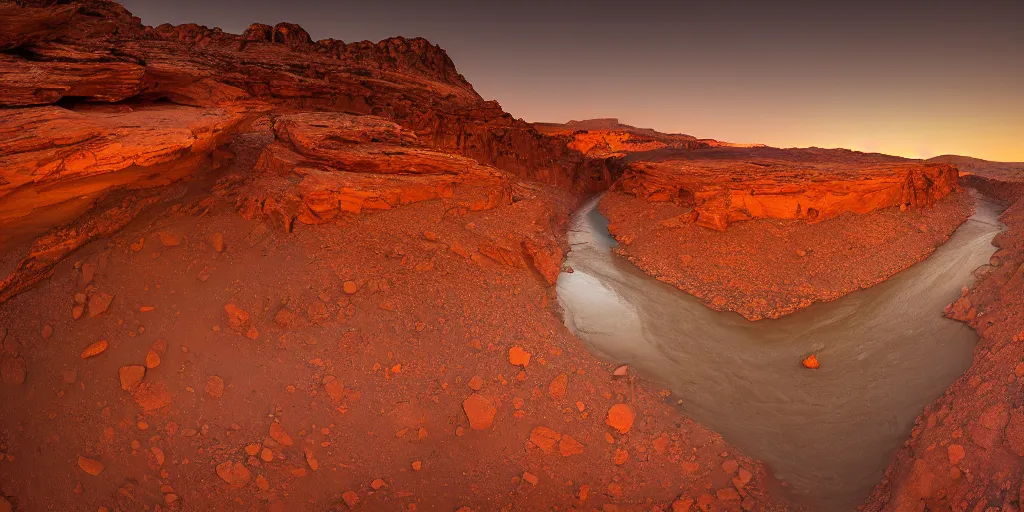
[556,191,1003,510]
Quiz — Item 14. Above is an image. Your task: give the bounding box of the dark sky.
[120,0,1024,161]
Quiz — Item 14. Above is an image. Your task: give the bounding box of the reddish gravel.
[600,189,974,320]
[0,170,793,511]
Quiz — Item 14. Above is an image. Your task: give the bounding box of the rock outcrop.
[0,0,604,192]
[236,112,513,230]
[0,0,609,307]
[611,147,961,231]
[0,104,245,224]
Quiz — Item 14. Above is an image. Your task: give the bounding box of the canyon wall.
[611,147,961,231]
[864,170,1024,511]
[0,0,615,305]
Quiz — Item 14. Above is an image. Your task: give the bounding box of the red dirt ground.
[0,135,793,511]
[599,190,974,320]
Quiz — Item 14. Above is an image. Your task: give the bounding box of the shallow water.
[557,192,1004,511]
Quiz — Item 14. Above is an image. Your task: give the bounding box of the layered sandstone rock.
[534,119,708,158]
[0,104,247,234]
[0,0,603,192]
[533,118,765,161]
[236,112,513,230]
[612,147,961,231]
[0,0,608,308]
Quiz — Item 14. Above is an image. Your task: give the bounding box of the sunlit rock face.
[236,112,515,231]
[0,0,605,193]
[611,147,961,231]
[0,0,615,304]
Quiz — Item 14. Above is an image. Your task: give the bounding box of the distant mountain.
[928,155,1024,171]
[927,155,1024,180]
[533,118,698,140]
[532,118,765,159]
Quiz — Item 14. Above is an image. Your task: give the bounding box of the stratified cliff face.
[0,0,597,191]
[612,147,961,231]
[0,0,614,304]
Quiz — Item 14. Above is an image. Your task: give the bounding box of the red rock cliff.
[0,0,601,193]
[612,147,961,231]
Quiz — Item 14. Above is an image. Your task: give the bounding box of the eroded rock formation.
[0,0,614,308]
[236,112,514,230]
[612,147,961,231]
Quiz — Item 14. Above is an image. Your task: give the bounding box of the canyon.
[1,1,1022,511]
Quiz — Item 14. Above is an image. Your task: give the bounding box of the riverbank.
[864,171,1024,511]
[559,193,1002,510]
[600,189,975,320]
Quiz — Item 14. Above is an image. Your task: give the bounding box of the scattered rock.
[522,472,539,485]
[131,382,173,411]
[947,444,965,465]
[613,365,629,377]
[78,456,105,476]
[215,461,251,487]
[467,375,484,391]
[548,373,568,399]
[672,497,695,512]
[118,365,146,391]
[613,448,629,465]
[801,354,820,369]
[41,324,52,339]
[80,340,108,359]
[304,448,319,471]
[224,304,250,332]
[150,446,165,467]
[508,346,531,367]
[606,403,636,434]
[269,422,294,446]
[559,435,585,456]
[145,339,167,370]
[205,376,225,398]
[529,426,561,453]
[255,474,270,492]
[274,308,296,328]
[88,293,114,318]
[209,232,225,252]
[323,375,344,401]
[157,231,182,247]
[463,393,497,430]
[341,490,359,509]
[343,281,358,294]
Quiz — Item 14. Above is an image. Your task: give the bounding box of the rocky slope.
[0,0,622,311]
[863,166,1024,511]
[0,1,793,511]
